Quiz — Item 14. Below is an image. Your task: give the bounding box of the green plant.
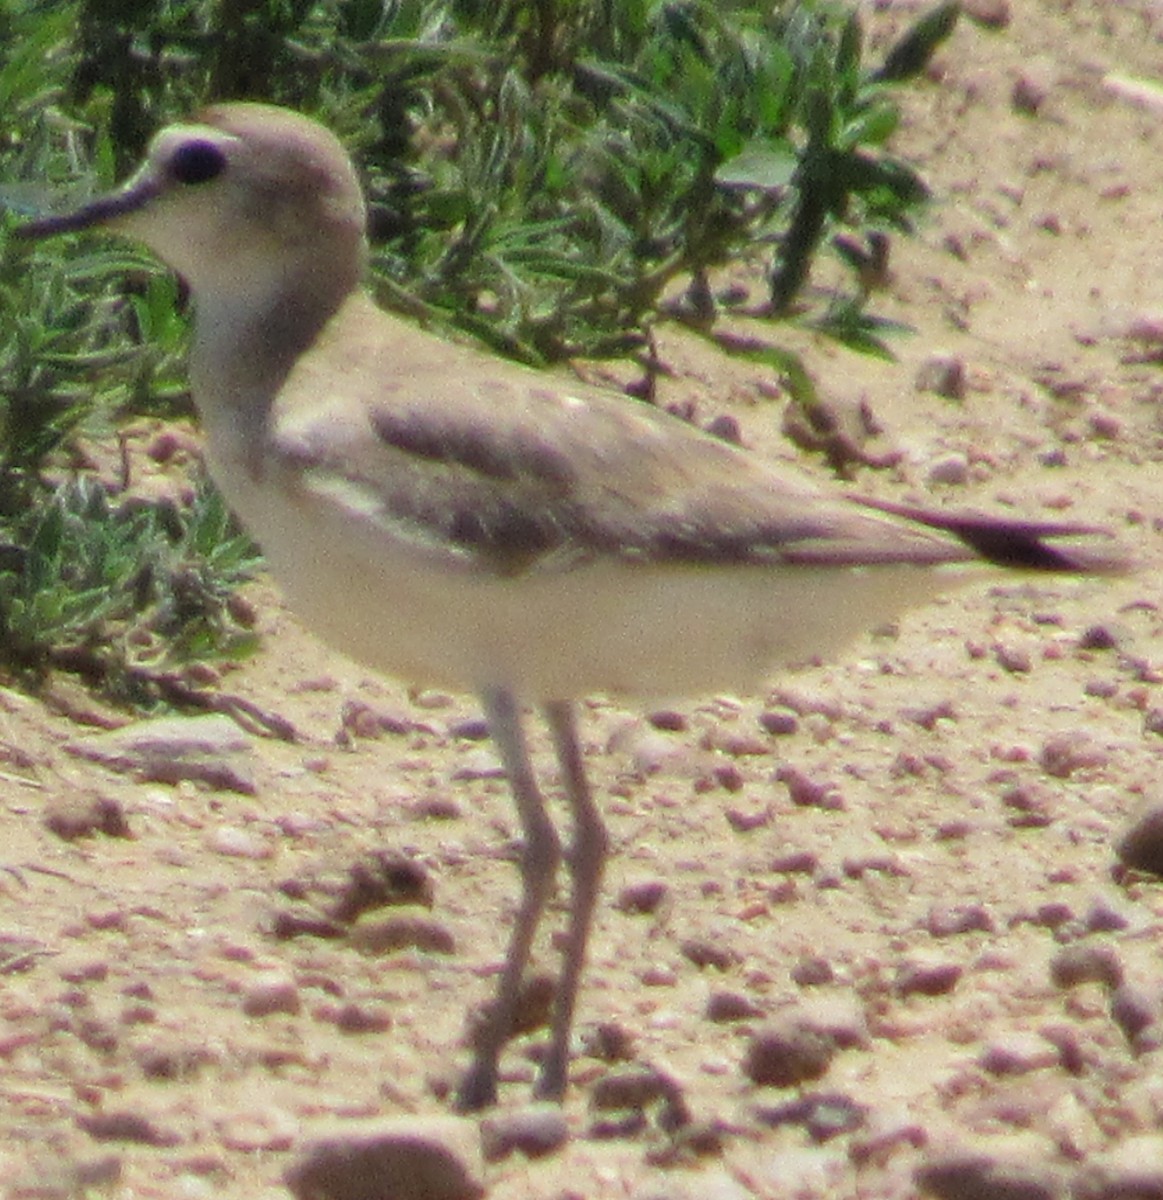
[27,0,959,361]
[364,0,950,360]
[0,476,259,703]
[760,3,957,320]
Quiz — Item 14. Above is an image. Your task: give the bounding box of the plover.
[19,103,1126,1109]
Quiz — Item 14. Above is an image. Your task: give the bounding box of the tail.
[852,495,1132,575]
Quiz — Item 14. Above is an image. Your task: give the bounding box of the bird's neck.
[188,258,362,472]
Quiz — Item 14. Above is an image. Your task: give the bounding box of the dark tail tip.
[854,496,1132,575]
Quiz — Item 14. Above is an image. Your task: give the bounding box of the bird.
[17,102,1127,1111]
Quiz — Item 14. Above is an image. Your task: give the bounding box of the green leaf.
[714,140,798,192]
[839,101,900,150]
[810,303,913,360]
[835,10,863,96]
[831,151,930,210]
[873,1,961,84]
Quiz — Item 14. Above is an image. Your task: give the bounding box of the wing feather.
[264,297,1125,579]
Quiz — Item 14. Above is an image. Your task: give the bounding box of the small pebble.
[753,1091,867,1143]
[646,709,687,732]
[705,413,742,445]
[285,1117,484,1200]
[926,903,994,937]
[916,353,966,400]
[241,973,301,1018]
[768,687,842,720]
[901,700,957,730]
[321,1001,394,1034]
[119,1001,156,1026]
[1087,408,1122,440]
[842,849,908,880]
[963,0,1010,27]
[348,912,456,956]
[1041,1024,1085,1074]
[1111,983,1159,1049]
[1039,733,1108,779]
[681,938,739,971]
[1001,783,1052,824]
[58,957,110,984]
[927,452,970,486]
[1083,677,1119,699]
[705,990,765,1022]
[447,715,490,741]
[1084,893,1133,933]
[86,907,127,931]
[275,812,328,837]
[1124,312,1163,344]
[709,729,770,757]
[209,826,273,860]
[776,765,844,810]
[412,794,461,820]
[590,1064,687,1122]
[896,957,963,997]
[979,1032,1059,1076]
[625,730,691,776]
[724,804,773,832]
[742,1015,839,1087]
[581,1022,636,1063]
[791,956,834,987]
[1115,801,1163,876]
[772,850,818,875]
[712,763,745,792]
[995,642,1033,673]
[1012,63,1055,115]
[640,964,678,987]
[758,708,798,736]
[1031,901,1074,930]
[916,1148,1067,1200]
[43,794,130,841]
[479,1105,569,1162]
[615,879,669,914]
[1049,942,1123,990]
[77,1110,180,1147]
[134,1040,214,1080]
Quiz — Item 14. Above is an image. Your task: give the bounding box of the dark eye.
[169,140,226,185]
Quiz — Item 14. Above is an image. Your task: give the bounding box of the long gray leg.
[535,700,609,1101]
[456,686,562,1111]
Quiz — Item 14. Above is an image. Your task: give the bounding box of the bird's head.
[19,103,369,305]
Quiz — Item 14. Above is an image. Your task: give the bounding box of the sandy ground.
[4,1,1163,1196]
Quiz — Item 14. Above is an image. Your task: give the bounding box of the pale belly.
[260,521,970,702]
[211,451,982,703]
